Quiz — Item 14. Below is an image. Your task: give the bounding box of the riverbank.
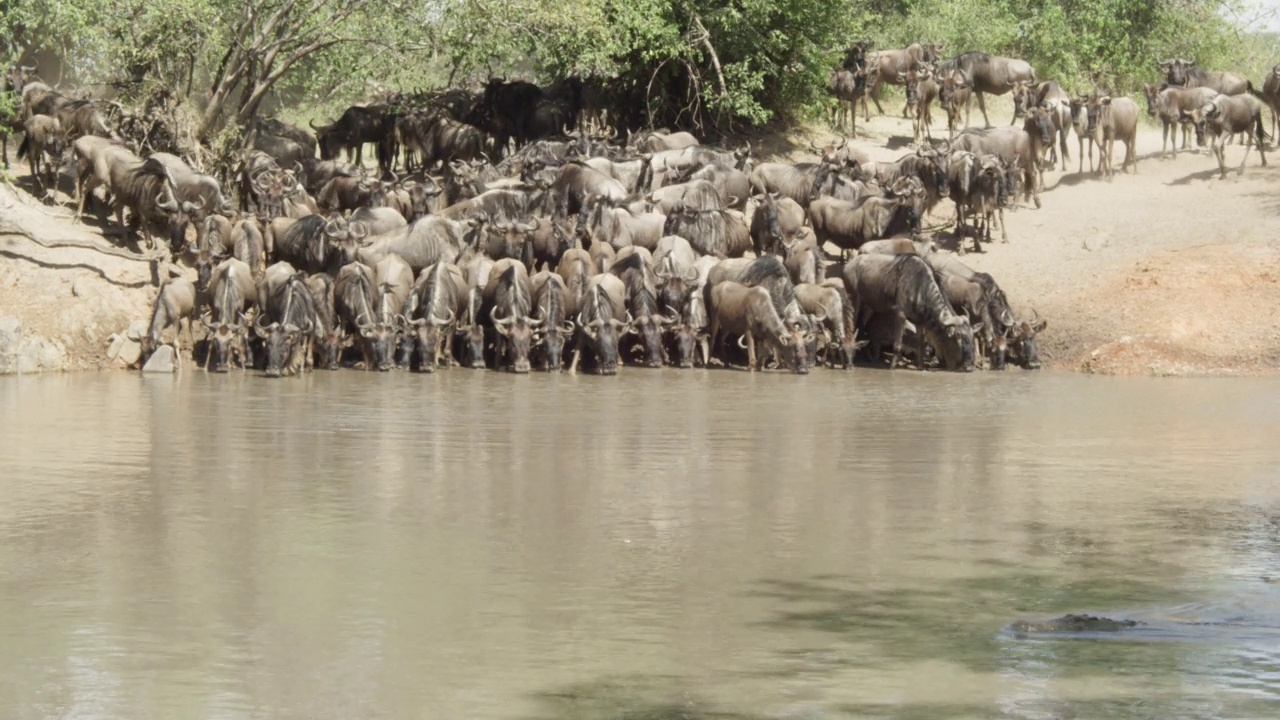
[3,111,1279,376]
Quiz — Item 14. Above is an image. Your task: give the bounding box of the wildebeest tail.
[1255,112,1271,144]
[16,134,29,161]
[1248,81,1267,103]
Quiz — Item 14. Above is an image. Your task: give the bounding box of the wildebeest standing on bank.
[141,277,198,367]
[1182,94,1269,179]
[1158,59,1251,96]
[941,52,1036,128]
[1086,96,1139,179]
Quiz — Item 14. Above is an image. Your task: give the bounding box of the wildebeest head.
[256,314,312,378]
[483,219,538,261]
[491,306,539,373]
[358,313,400,371]
[1160,58,1193,87]
[405,176,443,221]
[534,319,574,371]
[916,146,950,197]
[1004,311,1046,370]
[734,141,753,172]
[323,214,356,268]
[456,323,487,369]
[315,326,342,370]
[626,309,676,368]
[655,262,700,321]
[201,312,246,372]
[581,312,626,375]
[195,251,215,294]
[930,315,977,372]
[939,70,971,111]
[154,187,199,253]
[1142,83,1162,117]
[887,176,925,234]
[1011,81,1034,118]
[310,119,342,160]
[806,162,837,204]
[408,307,455,373]
[670,322,702,369]
[771,319,813,374]
[1024,106,1054,146]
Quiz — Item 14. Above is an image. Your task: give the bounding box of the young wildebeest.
[842,253,976,371]
[1085,96,1139,179]
[1183,95,1268,179]
[140,277,198,367]
[706,281,810,373]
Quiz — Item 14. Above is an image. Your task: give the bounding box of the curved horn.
[310,119,323,130]
[200,311,215,331]
[737,334,749,349]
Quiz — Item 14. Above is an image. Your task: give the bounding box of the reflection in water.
[1,372,1278,719]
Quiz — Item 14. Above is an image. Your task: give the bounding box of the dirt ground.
[3,99,1279,375]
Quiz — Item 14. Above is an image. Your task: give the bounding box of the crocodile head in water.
[1010,614,1142,634]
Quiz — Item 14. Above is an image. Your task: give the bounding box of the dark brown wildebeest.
[1159,59,1250,96]
[256,263,318,377]
[828,67,869,136]
[948,151,1010,252]
[311,105,387,165]
[202,257,257,372]
[942,52,1036,128]
[570,272,628,375]
[1086,95,1140,179]
[808,176,924,256]
[140,277,198,367]
[404,262,467,373]
[842,253,976,371]
[706,281,810,373]
[1143,85,1220,159]
[750,192,806,257]
[274,214,353,275]
[1181,94,1269,178]
[908,65,940,146]
[874,145,950,215]
[951,124,1043,208]
[866,43,944,117]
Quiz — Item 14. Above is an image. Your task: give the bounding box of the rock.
[142,345,176,373]
[17,336,66,374]
[0,316,20,375]
[125,320,148,341]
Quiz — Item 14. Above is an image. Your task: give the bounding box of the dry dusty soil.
[2,104,1279,375]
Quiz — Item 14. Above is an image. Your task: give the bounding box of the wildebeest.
[16,114,62,191]
[951,125,1042,207]
[305,273,342,370]
[652,235,700,317]
[140,276,197,367]
[649,178,723,213]
[374,253,415,369]
[231,218,266,277]
[808,176,924,255]
[941,52,1036,127]
[948,151,1010,252]
[1181,94,1268,178]
[3,65,38,168]
[334,261,392,371]
[531,270,575,371]
[74,139,193,249]
[1158,59,1251,96]
[404,262,468,372]
[610,247,673,368]
[842,253,976,371]
[795,281,856,368]
[1263,64,1280,139]
[629,129,699,153]
[750,192,806,257]
[317,174,386,213]
[706,281,810,373]
[1086,95,1140,179]
[581,197,665,251]
[552,161,628,217]
[748,161,835,208]
[866,43,943,117]
[938,68,974,139]
[828,67,868,135]
[1143,85,1219,159]
[1032,81,1073,170]
[311,105,387,165]
[662,206,750,258]
[356,215,481,272]
[256,263,318,377]
[481,258,538,373]
[556,247,594,318]
[202,258,258,372]
[781,231,826,286]
[274,214,353,274]
[875,145,950,214]
[350,206,409,238]
[569,273,627,375]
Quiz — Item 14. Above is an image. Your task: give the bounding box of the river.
[1,371,1278,719]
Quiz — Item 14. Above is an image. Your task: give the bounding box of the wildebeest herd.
[5,47,1273,377]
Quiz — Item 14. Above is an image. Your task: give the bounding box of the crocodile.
[1009,614,1141,635]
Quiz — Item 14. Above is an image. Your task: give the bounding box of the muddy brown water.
[2,371,1279,719]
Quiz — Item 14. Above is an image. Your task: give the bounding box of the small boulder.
[142,345,176,374]
[125,320,148,341]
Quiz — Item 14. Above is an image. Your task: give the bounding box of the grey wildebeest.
[356,216,481,273]
[781,232,826,287]
[349,206,409,238]
[73,137,192,249]
[629,129,699,153]
[828,67,869,136]
[706,281,810,373]
[552,161,627,217]
[140,277,198,367]
[570,273,627,375]
[581,196,665,251]
[374,253,415,369]
[1086,95,1140,179]
[404,262,468,372]
[808,176,925,256]
[938,68,974,139]
[274,214,353,274]
[747,160,835,208]
[1182,94,1269,178]
[1263,64,1280,139]
[649,178,723,213]
[795,281,856,368]
[202,258,258,372]
[662,206,750,258]
[256,263,318,377]
[334,261,393,371]
[481,258,539,373]
[531,270,575,371]
[842,253,976,371]
[1159,59,1251,96]
[1143,84,1219,159]
[951,124,1043,208]
[16,114,63,192]
[948,151,1011,252]
[1013,81,1073,170]
[305,273,342,370]
[942,51,1036,128]
[652,235,701,319]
